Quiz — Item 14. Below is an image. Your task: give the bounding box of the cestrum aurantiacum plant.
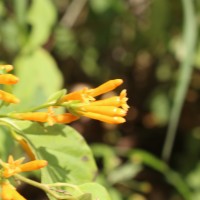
[0,65,129,199]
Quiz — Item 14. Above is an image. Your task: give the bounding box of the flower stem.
[14,174,76,199]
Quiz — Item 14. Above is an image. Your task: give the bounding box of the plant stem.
[14,174,75,199]
[162,0,197,161]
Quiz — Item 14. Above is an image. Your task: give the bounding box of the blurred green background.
[0,0,200,199]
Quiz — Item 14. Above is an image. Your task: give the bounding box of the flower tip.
[116,79,123,85]
[108,116,126,124]
[5,65,14,72]
[13,76,19,84]
[13,98,20,104]
[39,160,48,167]
[0,65,14,72]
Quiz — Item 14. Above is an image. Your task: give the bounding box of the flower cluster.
[0,65,19,104]
[0,155,48,200]
[11,79,129,125]
[0,65,130,199]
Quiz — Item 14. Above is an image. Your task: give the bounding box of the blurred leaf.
[187,162,200,189]
[0,19,20,53]
[149,90,170,126]
[12,48,63,110]
[89,0,114,13]
[13,0,28,29]
[24,0,56,51]
[156,64,172,81]
[194,41,200,69]
[81,47,101,78]
[54,26,78,58]
[147,0,169,44]
[107,162,142,184]
[186,162,200,199]
[89,0,124,14]
[91,144,119,173]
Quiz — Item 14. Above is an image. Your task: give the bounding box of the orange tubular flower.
[60,79,129,124]
[0,74,19,85]
[53,113,79,124]
[0,90,20,104]
[73,103,128,124]
[11,112,53,124]
[61,79,123,102]
[0,155,48,178]
[89,90,129,112]
[87,79,123,97]
[17,138,36,161]
[1,182,26,200]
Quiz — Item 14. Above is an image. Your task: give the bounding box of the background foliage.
[0,0,200,199]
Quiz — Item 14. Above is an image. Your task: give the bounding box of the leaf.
[91,144,120,173]
[79,182,112,200]
[77,193,92,200]
[149,90,170,126]
[46,89,67,104]
[62,182,111,200]
[0,118,97,185]
[107,162,142,184]
[0,126,14,160]
[12,48,63,110]
[89,0,114,13]
[24,0,57,51]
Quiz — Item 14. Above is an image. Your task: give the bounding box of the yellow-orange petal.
[11,112,49,122]
[1,182,27,200]
[0,90,20,104]
[8,156,24,165]
[79,105,126,117]
[90,96,121,106]
[0,74,19,84]
[12,189,27,200]
[0,65,14,72]
[61,87,94,102]
[89,90,129,112]
[61,90,84,101]
[81,112,126,124]
[120,90,129,111]
[53,113,79,124]
[17,139,36,161]
[88,79,123,97]
[19,160,48,172]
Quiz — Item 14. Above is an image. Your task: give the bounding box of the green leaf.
[46,89,67,104]
[0,118,97,185]
[91,144,120,173]
[107,163,142,184]
[77,193,92,200]
[0,126,14,160]
[24,0,57,51]
[12,48,63,110]
[89,0,113,13]
[79,182,112,200]
[149,90,170,126]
